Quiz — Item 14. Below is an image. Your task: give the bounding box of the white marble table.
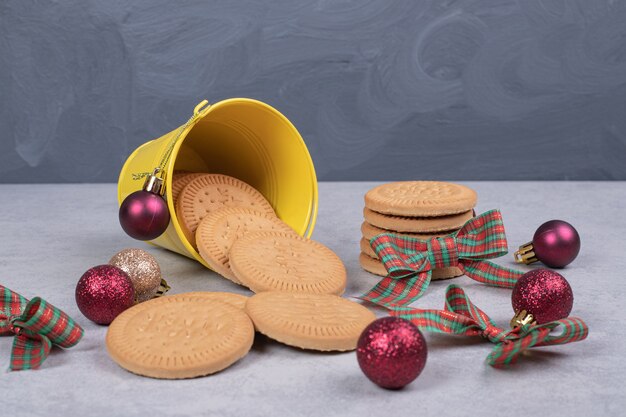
[1,182,624,416]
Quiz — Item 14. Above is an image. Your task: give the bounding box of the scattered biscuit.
[245,292,376,351]
[106,295,254,379]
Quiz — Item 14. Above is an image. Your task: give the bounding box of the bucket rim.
[164,98,319,266]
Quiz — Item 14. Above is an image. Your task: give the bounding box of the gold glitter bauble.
[109,249,162,303]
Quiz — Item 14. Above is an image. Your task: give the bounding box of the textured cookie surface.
[363,208,473,233]
[168,291,249,311]
[106,295,254,379]
[196,207,296,283]
[229,231,346,295]
[176,174,275,247]
[245,292,376,351]
[365,181,477,216]
[170,172,205,208]
[358,252,463,280]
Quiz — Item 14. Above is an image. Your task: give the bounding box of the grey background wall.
[1,0,626,183]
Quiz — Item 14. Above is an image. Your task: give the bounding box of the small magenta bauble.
[514,220,580,268]
[510,268,573,327]
[75,265,135,325]
[356,317,427,389]
[119,168,170,241]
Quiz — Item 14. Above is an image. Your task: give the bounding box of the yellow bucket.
[117,98,318,268]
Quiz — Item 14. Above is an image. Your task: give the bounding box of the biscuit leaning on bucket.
[117,98,318,270]
[229,231,347,295]
[196,207,297,284]
[176,174,275,249]
[170,172,205,208]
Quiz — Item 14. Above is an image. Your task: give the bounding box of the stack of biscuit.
[359,181,477,280]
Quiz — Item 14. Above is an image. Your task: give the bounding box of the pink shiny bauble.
[75,265,135,325]
[532,220,580,268]
[119,190,170,241]
[512,269,573,324]
[357,317,427,389]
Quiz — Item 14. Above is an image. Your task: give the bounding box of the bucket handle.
[131,100,211,181]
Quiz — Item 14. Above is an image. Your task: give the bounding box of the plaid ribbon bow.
[0,285,84,370]
[392,284,588,366]
[361,209,524,309]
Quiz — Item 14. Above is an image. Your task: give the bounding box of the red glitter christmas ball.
[356,317,427,389]
[512,268,573,324]
[75,265,135,325]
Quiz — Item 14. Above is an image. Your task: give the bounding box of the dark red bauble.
[356,317,427,389]
[119,190,170,241]
[532,220,580,268]
[75,265,135,325]
[512,269,573,324]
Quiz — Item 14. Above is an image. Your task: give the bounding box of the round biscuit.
[360,221,456,241]
[106,295,254,379]
[364,181,477,216]
[175,174,275,248]
[363,207,473,233]
[170,172,205,208]
[229,231,346,295]
[245,292,376,351]
[196,207,297,284]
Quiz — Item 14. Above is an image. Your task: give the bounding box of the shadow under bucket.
[117,98,318,268]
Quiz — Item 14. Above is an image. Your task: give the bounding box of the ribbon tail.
[487,318,589,367]
[462,260,524,289]
[16,297,84,348]
[9,333,52,371]
[360,271,432,310]
[393,285,506,340]
[442,285,503,336]
[534,317,589,347]
[456,209,503,237]
[486,328,552,367]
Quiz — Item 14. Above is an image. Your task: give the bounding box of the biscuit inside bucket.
[164,98,318,265]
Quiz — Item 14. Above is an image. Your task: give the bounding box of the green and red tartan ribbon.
[361,209,525,309]
[0,285,84,370]
[391,284,588,366]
